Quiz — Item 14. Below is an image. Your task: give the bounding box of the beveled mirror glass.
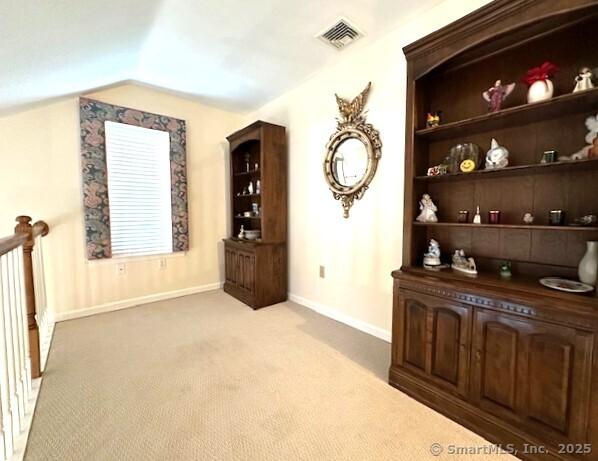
[323,82,382,218]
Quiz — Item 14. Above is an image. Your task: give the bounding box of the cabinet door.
[428,302,471,397]
[225,248,238,285]
[237,251,255,295]
[397,290,471,397]
[471,309,593,444]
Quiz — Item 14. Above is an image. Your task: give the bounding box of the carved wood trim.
[397,277,595,331]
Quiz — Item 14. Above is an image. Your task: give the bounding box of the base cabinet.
[472,309,593,446]
[398,291,470,397]
[390,275,598,460]
[223,239,286,309]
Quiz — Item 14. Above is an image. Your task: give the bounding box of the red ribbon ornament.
[522,61,558,86]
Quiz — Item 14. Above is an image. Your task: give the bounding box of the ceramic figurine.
[485,138,509,169]
[523,61,558,103]
[579,241,598,286]
[248,181,254,195]
[427,165,448,176]
[238,225,245,239]
[523,212,535,224]
[423,239,442,268]
[416,194,438,223]
[451,249,478,276]
[572,214,597,227]
[256,179,261,194]
[562,113,598,160]
[473,206,482,224]
[573,67,594,93]
[244,153,251,172]
[499,261,512,278]
[426,111,442,128]
[254,162,259,171]
[482,80,515,112]
[242,186,248,195]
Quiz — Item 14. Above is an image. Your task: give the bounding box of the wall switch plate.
[117,263,126,276]
[319,265,325,278]
[159,258,167,270]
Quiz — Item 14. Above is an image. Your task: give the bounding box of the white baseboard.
[54,282,224,322]
[288,293,391,343]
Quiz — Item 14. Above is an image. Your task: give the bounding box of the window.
[104,121,173,257]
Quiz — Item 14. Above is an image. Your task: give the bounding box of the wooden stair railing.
[0,216,49,459]
[14,216,49,379]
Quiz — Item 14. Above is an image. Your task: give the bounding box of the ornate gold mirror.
[324,82,382,218]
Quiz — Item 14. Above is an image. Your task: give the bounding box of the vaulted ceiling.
[1,0,439,114]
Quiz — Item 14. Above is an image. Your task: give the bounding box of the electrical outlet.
[117,263,126,276]
[319,265,325,278]
[159,258,167,270]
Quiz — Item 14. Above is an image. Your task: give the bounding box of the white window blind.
[105,121,173,257]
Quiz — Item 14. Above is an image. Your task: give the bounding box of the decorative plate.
[539,277,594,293]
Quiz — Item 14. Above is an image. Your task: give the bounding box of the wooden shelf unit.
[224,121,287,309]
[415,87,598,141]
[415,157,598,182]
[391,2,598,460]
[413,221,598,232]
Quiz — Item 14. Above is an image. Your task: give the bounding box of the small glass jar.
[458,211,469,223]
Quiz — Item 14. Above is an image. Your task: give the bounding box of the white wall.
[0,83,243,319]
[247,0,493,340]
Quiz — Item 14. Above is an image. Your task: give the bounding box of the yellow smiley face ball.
[460,159,476,173]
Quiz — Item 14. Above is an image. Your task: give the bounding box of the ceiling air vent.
[318,18,364,50]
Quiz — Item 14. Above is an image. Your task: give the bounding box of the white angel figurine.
[562,113,598,160]
[416,194,438,223]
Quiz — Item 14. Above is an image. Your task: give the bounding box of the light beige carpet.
[25,290,514,460]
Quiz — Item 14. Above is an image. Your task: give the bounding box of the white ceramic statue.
[485,138,509,169]
[451,249,478,276]
[562,113,598,161]
[416,194,438,223]
[238,225,245,239]
[423,239,442,268]
[573,67,594,93]
[523,212,535,224]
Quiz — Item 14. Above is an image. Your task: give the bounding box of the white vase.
[578,241,598,286]
[527,79,554,104]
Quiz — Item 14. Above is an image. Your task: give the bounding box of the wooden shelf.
[398,266,598,307]
[415,158,598,182]
[415,87,598,142]
[234,215,261,220]
[234,169,260,177]
[234,193,261,198]
[413,222,598,231]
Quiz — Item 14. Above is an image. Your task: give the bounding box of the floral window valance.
[79,98,188,260]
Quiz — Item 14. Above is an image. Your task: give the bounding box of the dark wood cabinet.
[223,121,287,309]
[391,2,598,458]
[391,270,598,460]
[224,239,285,309]
[396,291,470,397]
[472,308,593,445]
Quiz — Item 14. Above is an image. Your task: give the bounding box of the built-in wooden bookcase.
[403,4,598,281]
[224,121,287,309]
[391,2,598,459]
